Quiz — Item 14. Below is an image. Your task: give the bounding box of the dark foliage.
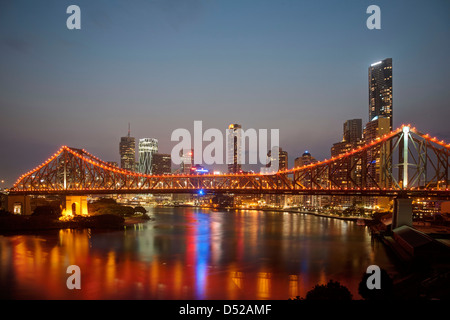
[358,268,393,300]
[305,280,353,300]
[32,205,61,217]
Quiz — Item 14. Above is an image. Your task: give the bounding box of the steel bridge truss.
[9,126,450,198]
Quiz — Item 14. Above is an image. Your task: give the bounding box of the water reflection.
[0,208,397,299]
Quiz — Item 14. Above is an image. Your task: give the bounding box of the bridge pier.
[392,198,413,229]
[6,195,32,215]
[65,195,88,216]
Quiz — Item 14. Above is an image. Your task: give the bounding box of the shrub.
[305,280,352,300]
[32,205,61,217]
[358,268,393,300]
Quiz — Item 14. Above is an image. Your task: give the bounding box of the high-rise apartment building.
[119,125,136,171]
[227,124,242,173]
[363,117,391,143]
[343,119,362,144]
[294,150,316,167]
[331,119,363,188]
[138,138,158,174]
[369,58,393,130]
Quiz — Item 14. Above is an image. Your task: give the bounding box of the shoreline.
[0,213,151,234]
[159,204,371,223]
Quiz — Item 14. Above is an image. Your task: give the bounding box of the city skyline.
[1,0,449,186]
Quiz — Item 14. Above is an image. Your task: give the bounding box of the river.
[0,207,399,299]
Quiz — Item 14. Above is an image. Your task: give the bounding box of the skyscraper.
[331,119,363,188]
[266,147,288,171]
[294,151,320,208]
[227,124,242,173]
[152,153,172,175]
[119,124,135,171]
[181,149,194,174]
[369,58,393,130]
[294,151,317,172]
[363,117,391,188]
[330,119,364,207]
[138,138,158,174]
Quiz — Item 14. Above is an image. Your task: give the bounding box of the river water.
[0,207,399,300]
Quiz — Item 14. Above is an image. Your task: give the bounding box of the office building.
[181,149,194,174]
[152,153,172,175]
[119,125,136,171]
[363,116,391,189]
[138,138,158,174]
[331,119,363,188]
[343,119,362,144]
[265,147,288,172]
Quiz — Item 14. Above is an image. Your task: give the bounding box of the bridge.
[8,125,449,197]
[5,125,450,227]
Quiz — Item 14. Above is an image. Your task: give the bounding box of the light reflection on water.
[0,207,397,299]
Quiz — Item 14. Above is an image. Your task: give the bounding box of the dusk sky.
[1,0,449,186]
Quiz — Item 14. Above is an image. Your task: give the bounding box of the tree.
[32,205,61,217]
[134,206,147,214]
[305,280,352,300]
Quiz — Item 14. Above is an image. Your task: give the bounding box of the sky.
[1,0,449,186]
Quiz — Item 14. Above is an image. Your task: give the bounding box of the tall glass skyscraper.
[119,125,136,171]
[138,138,158,174]
[227,124,242,173]
[369,58,393,130]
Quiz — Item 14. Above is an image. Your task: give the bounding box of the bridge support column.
[7,195,32,215]
[392,198,413,229]
[65,195,88,216]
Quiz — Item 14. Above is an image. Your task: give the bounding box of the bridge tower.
[393,126,413,229]
[64,195,88,216]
